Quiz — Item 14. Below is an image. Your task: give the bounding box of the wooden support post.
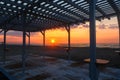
[3,29,7,64]
[89,0,98,80]
[22,29,26,74]
[22,14,26,75]
[40,30,46,58]
[117,14,120,50]
[28,32,30,46]
[65,25,71,62]
[41,30,45,47]
[25,32,30,46]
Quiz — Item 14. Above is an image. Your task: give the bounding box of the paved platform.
[0,55,120,80]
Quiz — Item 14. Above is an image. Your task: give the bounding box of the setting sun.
[51,39,55,44]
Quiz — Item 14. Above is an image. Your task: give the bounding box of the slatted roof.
[0,0,120,32]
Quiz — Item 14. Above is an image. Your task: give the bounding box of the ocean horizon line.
[1,43,119,48]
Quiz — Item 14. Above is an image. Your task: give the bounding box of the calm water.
[0,43,119,48]
[59,43,120,48]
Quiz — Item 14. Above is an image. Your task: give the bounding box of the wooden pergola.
[0,0,120,80]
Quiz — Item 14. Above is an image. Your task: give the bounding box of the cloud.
[0,31,38,37]
[108,24,118,29]
[78,26,83,29]
[98,24,107,29]
[58,24,80,31]
[78,23,89,29]
[31,32,40,36]
[82,24,89,28]
[59,27,66,31]
[0,31,22,37]
[71,24,79,29]
[97,24,118,29]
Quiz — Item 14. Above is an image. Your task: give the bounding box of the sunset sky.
[0,17,119,46]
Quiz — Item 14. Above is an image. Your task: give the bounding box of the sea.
[0,43,119,48]
[58,43,120,48]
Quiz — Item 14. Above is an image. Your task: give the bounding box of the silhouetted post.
[41,30,46,58]
[28,32,30,46]
[26,32,30,46]
[3,29,7,64]
[65,25,71,62]
[117,14,120,50]
[89,0,98,80]
[22,29,26,74]
[0,29,3,62]
[43,30,45,47]
[22,14,26,75]
[40,30,45,47]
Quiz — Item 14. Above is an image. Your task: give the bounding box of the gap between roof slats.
[52,1,82,21]
[29,2,72,23]
[53,0,88,20]
[40,1,77,22]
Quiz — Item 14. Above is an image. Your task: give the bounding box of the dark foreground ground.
[0,44,120,68]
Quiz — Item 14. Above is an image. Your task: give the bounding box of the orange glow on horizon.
[0,17,119,46]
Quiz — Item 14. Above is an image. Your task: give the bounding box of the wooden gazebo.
[0,0,120,80]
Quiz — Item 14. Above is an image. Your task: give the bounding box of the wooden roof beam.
[28,10,71,23]
[0,1,47,27]
[31,2,78,22]
[27,12,69,24]
[64,0,89,16]
[0,15,18,26]
[107,0,120,14]
[96,13,117,20]
[27,1,76,23]
[85,0,110,19]
[96,7,110,19]
[46,1,88,21]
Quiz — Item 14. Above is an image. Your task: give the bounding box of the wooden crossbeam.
[47,1,87,21]
[107,0,120,14]
[65,0,89,15]
[85,0,110,19]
